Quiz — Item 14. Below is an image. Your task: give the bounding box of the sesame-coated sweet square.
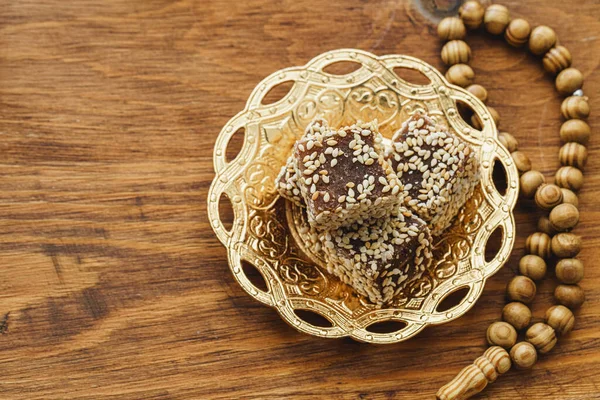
[280,119,402,230]
[319,208,432,305]
[276,120,329,207]
[276,159,303,206]
[387,113,480,235]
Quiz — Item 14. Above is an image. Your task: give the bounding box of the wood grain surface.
[1,0,599,399]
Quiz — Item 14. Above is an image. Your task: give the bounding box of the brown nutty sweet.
[484,4,510,35]
[560,119,591,144]
[543,46,572,75]
[502,302,532,331]
[487,321,518,349]
[525,232,552,259]
[441,40,471,66]
[537,215,557,236]
[559,142,588,170]
[545,305,575,336]
[466,84,488,103]
[526,322,557,354]
[561,96,590,120]
[459,1,485,30]
[554,284,585,309]
[519,254,547,281]
[498,132,518,152]
[505,18,531,47]
[556,68,584,96]
[555,166,584,192]
[520,170,545,198]
[510,342,537,370]
[552,232,582,258]
[535,183,563,210]
[528,25,557,56]
[556,258,584,284]
[507,275,536,304]
[549,203,579,231]
[560,188,579,207]
[511,151,531,174]
[445,64,475,87]
[437,17,467,41]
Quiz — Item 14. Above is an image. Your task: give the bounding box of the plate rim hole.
[365,320,408,334]
[261,80,295,106]
[435,286,471,313]
[218,193,234,232]
[322,60,362,76]
[241,260,269,293]
[293,309,333,328]
[456,100,479,130]
[225,127,245,163]
[392,66,432,86]
[492,157,508,197]
[484,225,505,263]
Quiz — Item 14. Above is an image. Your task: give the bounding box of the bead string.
[435,2,589,399]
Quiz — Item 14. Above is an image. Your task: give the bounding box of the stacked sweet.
[276,114,479,305]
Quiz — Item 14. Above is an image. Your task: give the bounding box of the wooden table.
[1,1,599,398]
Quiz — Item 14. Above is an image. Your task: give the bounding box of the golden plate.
[207,49,518,343]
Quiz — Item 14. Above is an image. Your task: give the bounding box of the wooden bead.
[445,64,475,87]
[510,342,537,370]
[505,18,531,47]
[528,25,557,56]
[556,258,584,284]
[488,106,500,126]
[472,106,500,130]
[559,142,588,170]
[560,188,579,207]
[487,321,517,349]
[543,46,572,75]
[545,305,575,336]
[552,232,582,258]
[555,284,585,309]
[535,184,563,210]
[526,323,557,354]
[519,254,547,281]
[555,166,584,192]
[537,215,557,236]
[520,170,545,198]
[561,96,590,120]
[498,132,518,152]
[507,276,536,304]
[560,119,591,144]
[484,4,510,35]
[556,68,584,96]
[441,40,471,66]
[438,17,467,41]
[525,232,552,259]
[466,84,488,103]
[436,347,511,400]
[459,1,485,30]
[511,151,531,174]
[502,302,532,331]
[549,203,579,231]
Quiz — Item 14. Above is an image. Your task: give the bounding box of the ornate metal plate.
[208,49,518,343]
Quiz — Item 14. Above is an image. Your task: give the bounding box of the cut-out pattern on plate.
[208,49,518,343]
